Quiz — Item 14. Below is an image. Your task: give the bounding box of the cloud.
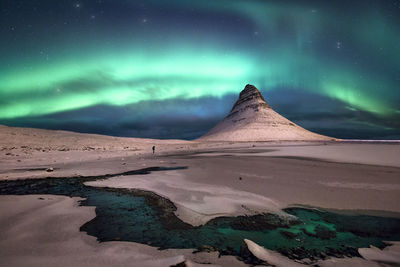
[1,90,399,140]
[264,88,400,139]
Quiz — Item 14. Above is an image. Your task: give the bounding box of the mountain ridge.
[199,84,333,141]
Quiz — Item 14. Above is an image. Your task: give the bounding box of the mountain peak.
[229,84,270,118]
[244,84,259,91]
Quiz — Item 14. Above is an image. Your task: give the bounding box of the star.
[74,3,81,8]
[336,41,342,49]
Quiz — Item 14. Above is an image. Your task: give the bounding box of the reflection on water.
[1,167,399,262]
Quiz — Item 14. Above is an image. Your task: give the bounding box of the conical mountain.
[199,84,332,141]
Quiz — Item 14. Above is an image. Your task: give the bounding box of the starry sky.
[1,0,399,139]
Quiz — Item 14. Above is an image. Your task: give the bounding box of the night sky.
[1,0,399,140]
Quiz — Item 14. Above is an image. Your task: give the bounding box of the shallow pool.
[1,167,399,262]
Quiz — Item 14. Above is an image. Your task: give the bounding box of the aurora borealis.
[1,0,399,139]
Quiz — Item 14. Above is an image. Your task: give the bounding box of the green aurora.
[1,0,399,138]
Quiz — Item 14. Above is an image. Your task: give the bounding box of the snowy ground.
[0,125,399,266]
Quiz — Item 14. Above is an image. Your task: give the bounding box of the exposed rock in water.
[315,224,337,240]
[170,261,186,267]
[208,213,300,231]
[301,224,336,240]
[280,230,300,239]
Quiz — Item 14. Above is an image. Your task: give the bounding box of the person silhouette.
[152,145,155,154]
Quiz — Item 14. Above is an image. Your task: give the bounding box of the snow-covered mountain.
[199,84,333,141]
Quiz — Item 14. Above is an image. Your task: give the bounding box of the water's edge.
[1,167,399,265]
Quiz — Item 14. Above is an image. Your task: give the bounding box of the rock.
[226,213,292,231]
[320,252,328,259]
[302,224,336,240]
[46,167,54,172]
[314,224,337,240]
[200,245,216,252]
[280,230,299,239]
[301,258,313,264]
[345,246,361,257]
[302,228,316,237]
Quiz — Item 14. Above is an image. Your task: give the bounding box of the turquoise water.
[1,167,399,261]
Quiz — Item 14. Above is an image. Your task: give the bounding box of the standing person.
[152,145,155,154]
